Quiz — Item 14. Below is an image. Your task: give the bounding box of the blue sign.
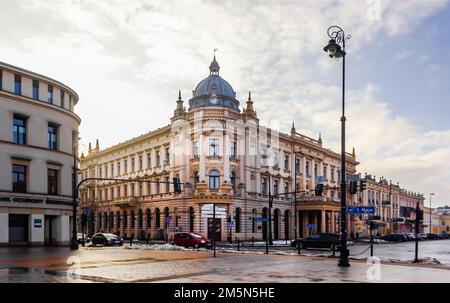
[306,224,316,228]
[347,206,375,214]
[227,221,235,228]
[255,218,271,222]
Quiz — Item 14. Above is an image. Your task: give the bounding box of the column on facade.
[302,155,307,191]
[223,132,230,183]
[321,210,326,233]
[311,158,316,189]
[199,133,206,183]
[330,211,335,233]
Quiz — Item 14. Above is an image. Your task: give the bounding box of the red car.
[173,232,211,249]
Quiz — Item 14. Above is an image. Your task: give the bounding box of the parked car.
[173,232,211,249]
[380,233,408,242]
[401,233,417,241]
[440,233,449,239]
[418,233,428,240]
[91,233,123,246]
[290,233,340,250]
[77,233,90,244]
[426,233,440,240]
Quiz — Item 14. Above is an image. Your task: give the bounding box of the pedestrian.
[350,232,355,242]
[356,232,360,241]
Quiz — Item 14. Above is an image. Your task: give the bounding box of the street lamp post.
[323,25,351,267]
[70,136,81,250]
[429,193,435,234]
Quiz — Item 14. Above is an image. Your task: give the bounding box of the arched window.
[209,170,220,189]
[164,207,170,228]
[146,208,151,228]
[138,209,143,229]
[97,213,102,231]
[155,208,160,228]
[235,207,241,233]
[116,211,121,229]
[230,172,236,190]
[130,210,135,229]
[252,209,257,233]
[189,207,195,232]
[123,211,128,229]
[194,171,199,185]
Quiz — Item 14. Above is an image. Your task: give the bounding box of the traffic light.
[359,179,366,192]
[349,180,358,195]
[314,183,324,196]
[417,209,423,222]
[173,177,182,193]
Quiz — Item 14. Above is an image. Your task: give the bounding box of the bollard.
[129,236,133,247]
[297,242,301,255]
[146,234,150,246]
[332,242,336,257]
[237,239,240,251]
[265,240,269,254]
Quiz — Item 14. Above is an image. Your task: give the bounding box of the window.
[60,91,65,108]
[147,153,151,168]
[111,163,114,177]
[295,158,300,174]
[314,164,318,178]
[131,183,135,197]
[165,148,170,164]
[209,139,219,156]
[48,124,58,150]
[69,96,72,111]
[124,160,128,173]
[131,157,135,172]
[47,85,53,104]
[165,177,170,193]
[284,155,289,170]
[32,80,39,100]
[331,168,335,181]
[13,116,26,145]
[230,141,236,159]
[12,164,26,193]
[14,74,21,95]
[124,184,128,197]
[139,155,143,170]
[284,182,289,197]
[117,185,121,197]
[273,180,279,195]
[156,179,160,194]
[306,161,310,176]
[209,170,220,189]
[147,181,151,195]
[193,141,199,158]
[230,172,236,190]
[155,208,160,228]
[194,172,199,184]
[117,162,121,175]
[98,167,102,178]
[104,165,108,178]
[262,177,267,195]
[156,150,160,166]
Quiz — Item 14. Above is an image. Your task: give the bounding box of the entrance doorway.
[9,214,29,244]
[44,215,57,246]
[207,218,221,241]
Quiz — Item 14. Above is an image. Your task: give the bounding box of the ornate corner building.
[79,57,359,241]
[0,61,80,247]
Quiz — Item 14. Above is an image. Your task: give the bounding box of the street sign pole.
[213,203,216,258]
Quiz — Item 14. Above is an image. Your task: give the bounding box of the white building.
[0,61,80,246]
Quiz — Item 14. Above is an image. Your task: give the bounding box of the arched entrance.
[273,209,280,240]
[284,210,290,240]
[262,208,268,240]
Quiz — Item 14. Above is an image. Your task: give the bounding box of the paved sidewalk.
[0,247,449,283]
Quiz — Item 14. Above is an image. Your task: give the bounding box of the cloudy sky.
[1,0,449,207]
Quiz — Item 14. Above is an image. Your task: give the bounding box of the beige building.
[0,61,80,246]
[358,174,424,236]
[79,57,358,241]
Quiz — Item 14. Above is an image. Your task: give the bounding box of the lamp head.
[323,39,345,59]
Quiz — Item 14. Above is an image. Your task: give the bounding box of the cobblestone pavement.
[0,247,449,283]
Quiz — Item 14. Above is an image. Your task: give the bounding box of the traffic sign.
[347,206,375,214]
[255,218,271,222]
[227,220,235,228]
[306,223,316,228]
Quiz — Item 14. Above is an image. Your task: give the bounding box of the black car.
[91,233,123,246]
[426,233,440,240]
[380,233,408,242]
[291,233,340,250]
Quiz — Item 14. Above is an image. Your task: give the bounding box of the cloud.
[0,0,449,206]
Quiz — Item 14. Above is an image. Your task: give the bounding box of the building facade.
[79,57,359,241]
[358,174,425,236]
[0,61,80,246]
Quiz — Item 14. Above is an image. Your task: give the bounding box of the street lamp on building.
[323,25,351,267]
[70,135,81,250]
